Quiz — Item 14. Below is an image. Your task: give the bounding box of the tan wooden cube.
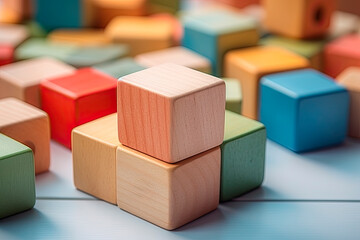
[135,46,211,73]
[0,57,75,108]
[48,29,111,46]
[117,145,220,230]
[118,63,225,163]
[0,98,50,174]
[0,23,29,47]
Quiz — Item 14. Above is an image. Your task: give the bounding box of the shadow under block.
[224,78,242,114]
[182,10,258,76]
[0,57,75,108]
[105,16,173,56]
[41,68,117,149]
[224,46,309,120]
[0,134,35,219]
[48,29,111,46]
[337,67,360,138]
[94,57,145,79]
[118,63,225,163]
[135,46,211,73]
[220,110,265,202]
[0,45,14,66]
[72,114,119,204]
[117,145,220,230]
[0,98,50,174]
[324,34,360,78]
[260,69,349,152]
[0,23,29,47]
[263,0,335,39]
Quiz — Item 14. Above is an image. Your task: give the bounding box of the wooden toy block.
[218,0,260,9]
[224,46,309,120]
[150,13,183,46]
[0,23,29,47]
[263,0,335,39]
[117,145,220,230]
[72,114,119,204]
[220,110,265,202]
[148,0,180,14]
[224,78,242,114]
[0,0,31,24]
[135,46,211,73]
[35,0,94,31]
[48,29,111,46]
[337,67,360,138]
[41,68,117,149]
[182,10,258,76]
[25,21,47,38]
[260,36,325,70]
[328,11,359,40]
[337,0,360,16]
[105,16,173,56]
[118,63,225,163]
[94,57,145,79]
[259,69,349,152]
[0,134,35,219]
[0,98,50,174]
[324,34,360,78]
[0,57,75,107]
[0,45,14,66]
[92,0,147,28]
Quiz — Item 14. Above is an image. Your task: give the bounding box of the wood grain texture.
[105,16,173,56]
[0,23,29,47]
[224,78,242,114]
[224,46,309,119]
[117,145,220,230]
[135,46,210,73]
[48,29,111,46]
[118,63,225,163]
[337,67,360,138]
[72,113,119,204]
[0,98,50,174]
[0,57,75,107]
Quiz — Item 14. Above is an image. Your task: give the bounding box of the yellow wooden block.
[224,46,309,119]
[105,16,173,56]
[72,113,119,204]
[48,29,111,46]
[117,145,220,230]
[0,98,50,174]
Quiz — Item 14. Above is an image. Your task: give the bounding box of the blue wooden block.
[259,69,349,152]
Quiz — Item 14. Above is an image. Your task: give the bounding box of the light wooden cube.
[135,46,211,73]
[224,46,309,119]
[118,63,225,163]
[0,57,75,107]
[224,78,242,114]
[0,23,29,47]
[105,16,173,56]
[117,145,220,230]
[328,11,359,40]
[0,98,50,174]
[337,67,360,138]
[48,29,111,46]
[72,113,119,204]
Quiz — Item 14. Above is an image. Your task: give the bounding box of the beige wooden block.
[328,11,359,40]
[134,46,211,73]
[337,67,360,138]
[117,145,220,230]
[48,29,111,46]
[72,113,119,204]
[0,98,50,174]
[0,57,75,108]
[0,23,29,47]
[118,63,225,163]
[105,16,173,56]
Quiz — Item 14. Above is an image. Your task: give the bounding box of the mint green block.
[220,111,266,202]
[94,57,145,79]
[224,78,242,114]
[0,134,36,219]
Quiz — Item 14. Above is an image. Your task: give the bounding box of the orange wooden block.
[150,13,183,46]
[0,57,75,108]
[105,16,173,56]
[0,23,29,47]
[117,145,220,230]
[48,29,111,46]
[337,67,360,138]
[0,0,31,23]
[0,98,50,174]
[134,46,211,73]
[263,0,335,39]
[118,63,225,163]
[224,46,309,119]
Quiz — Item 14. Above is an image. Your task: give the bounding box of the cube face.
[224,78,242,114]
[0,134,35,219]
[117,145,220,230]
[117,63,225,163]
[260,69,349,152]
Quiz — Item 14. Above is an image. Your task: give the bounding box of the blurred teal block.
[182,10,258,76]
[0,134,36,219]
[94,57,145,79]
[260,69,349,152]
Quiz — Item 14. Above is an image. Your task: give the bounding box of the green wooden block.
[150,0,180,14]
[224,78,242,114]
[220,110,266,202]
[25,21,48,38]
[94,57,145,79]
[0,134,36,219]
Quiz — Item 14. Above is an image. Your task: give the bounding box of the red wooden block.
[40,68,117,148]
[324,34,360,78]
[0,45,14,66]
